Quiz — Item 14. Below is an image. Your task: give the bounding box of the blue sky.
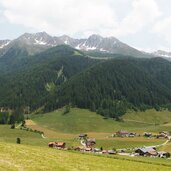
[0,0,171,52]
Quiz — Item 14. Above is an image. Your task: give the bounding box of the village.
[48,130,171,159]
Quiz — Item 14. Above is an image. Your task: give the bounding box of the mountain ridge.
[0,32,151,58]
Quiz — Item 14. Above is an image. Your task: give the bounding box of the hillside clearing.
[31,108,171,134]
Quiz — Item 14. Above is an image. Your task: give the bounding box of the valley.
[0,108,171,170]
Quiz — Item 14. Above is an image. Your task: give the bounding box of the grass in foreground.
[0,142,171,171]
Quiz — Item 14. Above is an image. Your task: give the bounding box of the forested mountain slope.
[1,44,171,119]
[0,45,97,110]
[45,57,171,117]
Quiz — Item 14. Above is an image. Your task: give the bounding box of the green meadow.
[0,108,171,170]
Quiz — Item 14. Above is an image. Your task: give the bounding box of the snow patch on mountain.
[34,39,47,45]
[152,50,171,58]
[0,41,11,49]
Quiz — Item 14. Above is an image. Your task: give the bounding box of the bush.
[10,124,15,129]
[16,138,21,144]
[166,152,170,158]
[63,105,70,115]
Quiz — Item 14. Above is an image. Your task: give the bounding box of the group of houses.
[113,130,171,140]
[135,147,170,158]
[113,130,139,137]
[144,131,171,140]
[48,132,170,159]
[48,134,117,155]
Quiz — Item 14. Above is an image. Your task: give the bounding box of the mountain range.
[0,32,156,58]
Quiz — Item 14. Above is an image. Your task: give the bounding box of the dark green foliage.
[63,105,71,115]
[0,112,9,124]
[21,120,26,127]
[16,137,21,144]
[90,102,96,112]
[2,45,171,119]
[97,100,128,118]
[166,153,170,158]
[0,45,97,111]
[10,124,15,129]
[9,114,15,124]
[45,57,171,117]
[8,107,24,124]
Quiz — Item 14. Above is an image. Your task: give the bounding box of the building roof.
[117,130,129,134]
[48,142,56,145]
[148,151,158,155]
[136,147,156,153]
[56,142,65,146]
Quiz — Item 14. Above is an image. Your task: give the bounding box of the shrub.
[63,105,70,115]
[166,152,170,158]
[10,124,15,129]
[16,138,21,144]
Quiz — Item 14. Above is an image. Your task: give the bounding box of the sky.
[0,0,171,52]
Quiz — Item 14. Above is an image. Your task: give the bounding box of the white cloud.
[114,0,161,36]
[0,0,118,37]
[0,0,162,38]
[153,16,171,47]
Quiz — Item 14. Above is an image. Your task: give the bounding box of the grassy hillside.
[31,108,153,134]
[0,142,171,171]
[123,109,171,124]
[0,125,48,146]
[29,108,170,150]
[31,108,171,133]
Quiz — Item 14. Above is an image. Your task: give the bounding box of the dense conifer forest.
[1,45,171,121]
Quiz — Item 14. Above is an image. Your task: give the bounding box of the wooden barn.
[116,130,129,137]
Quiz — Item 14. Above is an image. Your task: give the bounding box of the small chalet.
[48,142,66,149]
[135,147,157,156]
[86,138,96,147]
[157,131,168,138]
[116,130,129,137]
[143,132,152,137]
[128,132,136,137]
